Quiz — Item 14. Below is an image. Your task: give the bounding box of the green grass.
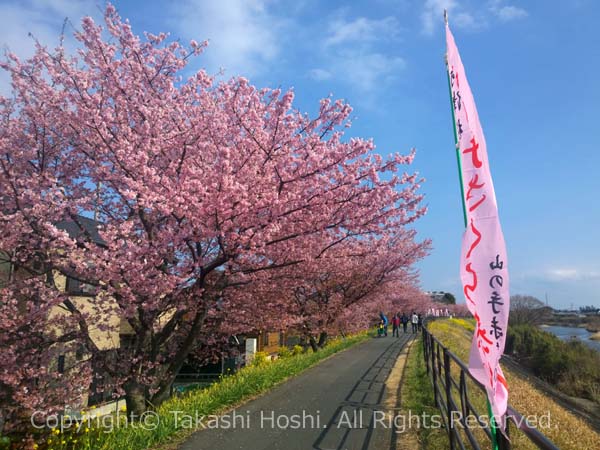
[401,337,449,450]
[40,331,371,450]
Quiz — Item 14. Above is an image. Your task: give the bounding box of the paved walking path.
[180,333,415,450]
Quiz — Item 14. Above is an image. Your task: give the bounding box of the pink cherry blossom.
[0,4,429,430]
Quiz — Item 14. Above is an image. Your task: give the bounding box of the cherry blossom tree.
[280,233,430,350]
[0,4,428,422]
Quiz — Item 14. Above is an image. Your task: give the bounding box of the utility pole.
[94,181,102,222]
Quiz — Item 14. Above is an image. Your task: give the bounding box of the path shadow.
[312,334,413,450]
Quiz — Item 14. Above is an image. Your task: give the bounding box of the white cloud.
[333,50,406,93]
[545,268,600,282]
[519,267,600,284]
[169,0,284,78]
[311,13,405,94]
[308,68,332,81]
[324,16,400,47]
[454,11,477,28]
[494,5,528,21]
[0,0,97,95]
[421,0,458,35]
[0,0,95,56]
[421,0,528,35]
[0,0,284,85]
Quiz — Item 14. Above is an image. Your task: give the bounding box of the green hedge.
[505,324,600,403]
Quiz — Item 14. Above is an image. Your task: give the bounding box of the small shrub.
[448,317,475,333]
[291,345,304,356]
[251,351,270,367]
[277,346,292,358]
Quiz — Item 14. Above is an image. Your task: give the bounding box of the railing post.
[444,349,455,450]
[423,327,430,375]
[497,417,511,450]
[431,336,438,405]
[459,370,468,419]
[437,343,442,377]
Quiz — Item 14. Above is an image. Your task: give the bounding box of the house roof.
[55,215,105,245]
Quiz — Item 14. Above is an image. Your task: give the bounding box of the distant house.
[1,215,126,409]
[52,216,125,354]
[2,216,297,410]
[254,330,286,354]
[0,251,11,285]
[424,290,456,304]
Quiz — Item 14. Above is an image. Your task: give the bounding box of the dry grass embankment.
[427,318,600,450]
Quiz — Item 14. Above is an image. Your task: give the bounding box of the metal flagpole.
[443,9,502,450]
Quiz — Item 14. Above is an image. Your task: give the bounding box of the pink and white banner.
[446,23,510,421]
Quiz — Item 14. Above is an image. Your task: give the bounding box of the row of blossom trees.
[0,5,441,431]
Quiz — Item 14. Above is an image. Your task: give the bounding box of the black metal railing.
[169,373,221,396]
[422,325,560,450]
[174,373,221,382]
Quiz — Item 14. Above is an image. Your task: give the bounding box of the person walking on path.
[411,312,418,333]
[417,314,423,332]
[401,313,408,333]
[379,312,389,337]
[392,314,400,337]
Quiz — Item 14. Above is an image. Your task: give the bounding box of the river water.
[542,325,600,352]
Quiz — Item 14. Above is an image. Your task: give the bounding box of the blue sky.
[1,0,598,309]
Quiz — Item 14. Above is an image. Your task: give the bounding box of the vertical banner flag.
[446,23,510,421]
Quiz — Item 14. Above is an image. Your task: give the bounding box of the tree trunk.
[308,336,319,353]
[317,331,328,348]
[124,381,147,417]
[151,370,179,406]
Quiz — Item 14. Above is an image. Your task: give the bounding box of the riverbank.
[540,324,600,352]
[543,313,600,332]
[507,324,600,404]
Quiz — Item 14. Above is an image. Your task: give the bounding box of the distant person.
[401,313,408,333]
[411,312,418,333]
[392,314,400,337]
[377,320,385,338]
[379,312,389,337]
[417,314,423,332]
